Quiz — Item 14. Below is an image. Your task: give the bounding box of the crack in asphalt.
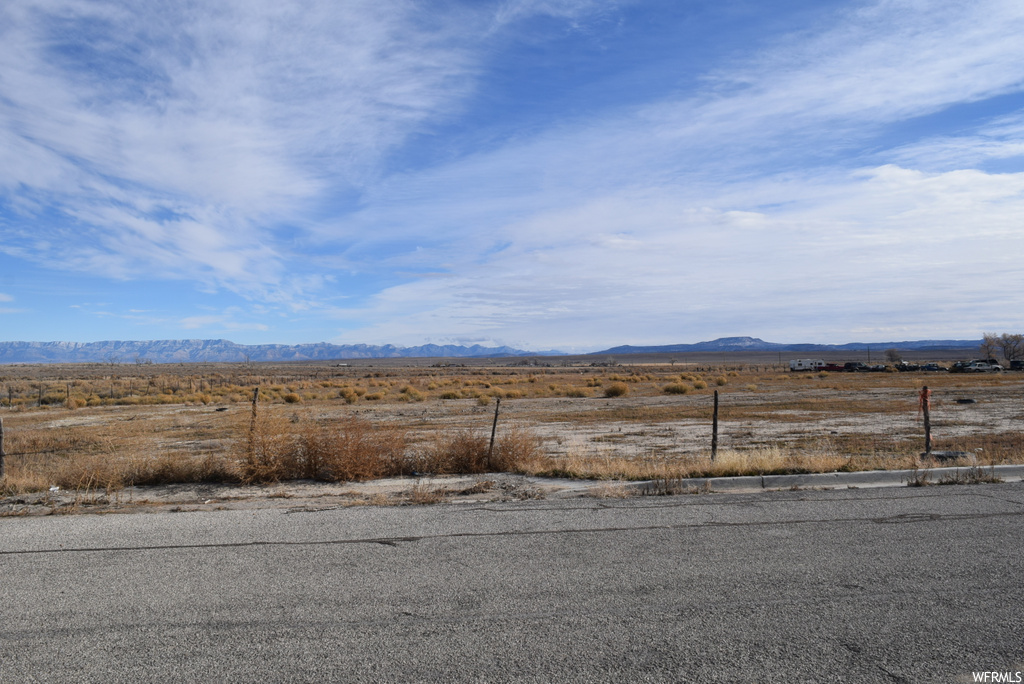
[3,508,1023,557]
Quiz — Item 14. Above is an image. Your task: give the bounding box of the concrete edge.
[625,464,1024,494]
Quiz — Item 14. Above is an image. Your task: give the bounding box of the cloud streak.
[0,0,485,297]
[2,0,1023,347]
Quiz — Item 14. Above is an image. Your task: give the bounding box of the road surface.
[2,483,1023,682]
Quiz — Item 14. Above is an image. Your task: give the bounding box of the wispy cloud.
[318,0,1024,346]
[3,0,1023,346]
[0,0,486,299]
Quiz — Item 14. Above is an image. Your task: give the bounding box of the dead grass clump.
[237,412,296,483]
[604,382,629,398]
[419,430,490,474]
[128,452,237,486]
[521,445,677,481]
[522,445,869,482]
[297,418,409,481]
[398,386,424,402]
[663,383,689,395]
[408,483,446,504]
[938,433,1022,464]
[417,425,541,475]
[491,425,543,472]
[699,447,847,477]
[938,465,1002,485]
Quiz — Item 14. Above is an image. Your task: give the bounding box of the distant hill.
[0,339,563,364]
[0,336,984,364]
[594,336,981,355]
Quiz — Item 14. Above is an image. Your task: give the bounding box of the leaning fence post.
[488,397,501,459]
[0,415,6,480]
[711,390,719,462]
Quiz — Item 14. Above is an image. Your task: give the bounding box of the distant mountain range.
[0,339,560,364]
[594,336,980,354]
[0,336,983,364]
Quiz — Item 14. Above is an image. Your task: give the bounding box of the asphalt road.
[2,483,1023,683]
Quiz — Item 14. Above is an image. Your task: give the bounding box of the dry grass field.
[1,355,1022,501]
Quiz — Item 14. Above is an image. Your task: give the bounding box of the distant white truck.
[789,359,826,372]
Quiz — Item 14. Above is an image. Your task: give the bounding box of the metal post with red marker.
[919,386,932,456]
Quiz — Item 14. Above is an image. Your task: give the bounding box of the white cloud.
[4,0,1024,346]
[0,0,486,299]
[308,0,1024,346]
[335,162,1024,347]
[888,111,1024,170]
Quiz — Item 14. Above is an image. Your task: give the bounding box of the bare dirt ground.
[0,473,594,516]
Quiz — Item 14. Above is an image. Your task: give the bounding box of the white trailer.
[789,359,825,372]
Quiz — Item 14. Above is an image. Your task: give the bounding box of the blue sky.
[2,0,1023,352]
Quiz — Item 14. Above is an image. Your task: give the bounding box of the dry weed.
[297,417,408,481]
[418,430,490,474]
[408,482,446,504]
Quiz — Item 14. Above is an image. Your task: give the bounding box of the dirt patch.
[0,474,607,516]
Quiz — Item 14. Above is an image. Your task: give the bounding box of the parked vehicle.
[951,359,1002,373]
[920,363,944,372]
[843,362,870,372]
[896,362,920,372]
[868,364,888,372]
[819,363,846,372]
[1011,360,1024,371]
[789,359,825,372]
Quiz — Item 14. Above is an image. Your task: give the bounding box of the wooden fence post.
[250,386,260,432]
[711,390,719,462]
[0,415,6,480]
[248,386,260,459]
[488,398,501,459]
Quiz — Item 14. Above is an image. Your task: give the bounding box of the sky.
[1,0,1023,352]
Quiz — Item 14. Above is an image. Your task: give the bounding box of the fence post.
[250,386,260,432]
[248,386,260,459]
[711,390,719,462]
[0,415,6,480]
[921,386,932,455]
[488,398,501,459]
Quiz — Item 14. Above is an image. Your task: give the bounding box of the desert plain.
[1,350,1021,514]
